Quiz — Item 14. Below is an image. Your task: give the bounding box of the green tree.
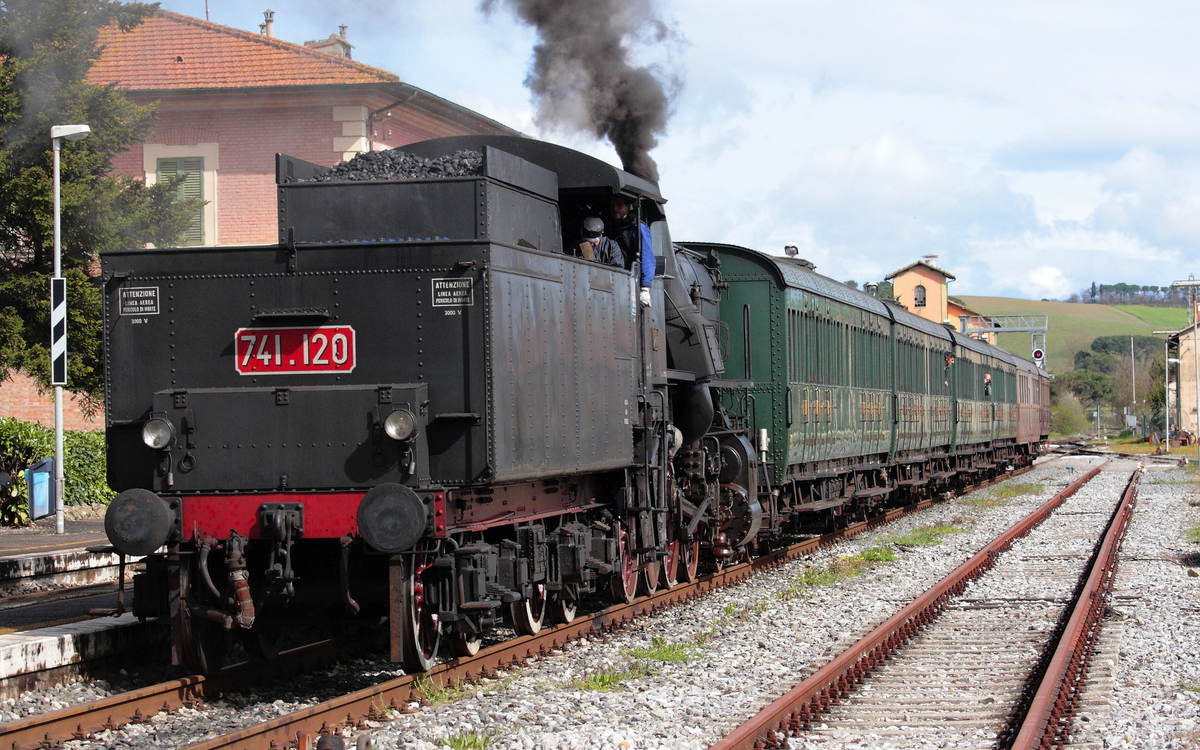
[1090,335,1164,361]
[1056,368,1116,403]
[0,0,201,397]
[1146,356,1166,420]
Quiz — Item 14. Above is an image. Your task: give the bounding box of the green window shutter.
[158,157,204,246]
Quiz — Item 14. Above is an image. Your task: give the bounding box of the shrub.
[0,417,113,525]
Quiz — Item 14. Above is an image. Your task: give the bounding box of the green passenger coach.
[680,242,1041,534]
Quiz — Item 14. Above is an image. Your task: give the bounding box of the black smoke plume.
[482,0,677,182]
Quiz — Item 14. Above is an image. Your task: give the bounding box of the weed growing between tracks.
[438,728,500,749]
[887,521,970,547]
[961,482,1042,508]
[415,675,479,705]
[569,661,654,691]
[626,636,699,662]
[1184,527,1200,544]
[773,545,897,603]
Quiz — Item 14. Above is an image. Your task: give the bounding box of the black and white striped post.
[50,124,90,534]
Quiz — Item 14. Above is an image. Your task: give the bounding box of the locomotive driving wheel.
[511,582,547,635]
[680,527,701,582]
[608,518,638,603]
[175,551,228,676]
[637,536,660,598]
[660,531,680,589]
[450,631,482,657]
[399,544,441,672]
[549,583,578,624]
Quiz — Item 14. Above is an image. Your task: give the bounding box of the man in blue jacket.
[606,195,655,307]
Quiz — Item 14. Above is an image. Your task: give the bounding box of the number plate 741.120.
[234,326,356,375]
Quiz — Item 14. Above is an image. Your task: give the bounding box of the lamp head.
[50,124,90,141]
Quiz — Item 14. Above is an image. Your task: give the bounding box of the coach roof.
[682,242,893,318]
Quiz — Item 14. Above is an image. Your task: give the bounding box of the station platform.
[0,518,109,557]
[0,613,169,699]
[0,518,169,692]
[0,518,132,609]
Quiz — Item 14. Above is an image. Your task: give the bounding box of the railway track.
[0,461,1049,750]
[712,460,1138,750]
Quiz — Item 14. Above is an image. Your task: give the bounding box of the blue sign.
[26,457,55,521]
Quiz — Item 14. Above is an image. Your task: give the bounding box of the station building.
[87,8,521,246]
[884,260,995,345]
[1165,323,1199,436]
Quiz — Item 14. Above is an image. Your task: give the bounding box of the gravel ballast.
[1069,464,1200,750]
[14,456,1197,750]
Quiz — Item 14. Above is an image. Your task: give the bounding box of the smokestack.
[339,24,348,38]
[483,0,678,182]
[263,9,274,38]
[784,243,799,258]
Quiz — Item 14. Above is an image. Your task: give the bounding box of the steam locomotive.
[100,136,1051,675]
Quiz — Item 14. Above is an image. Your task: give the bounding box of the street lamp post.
[1154,330,1177,450]
[50,124,90,534]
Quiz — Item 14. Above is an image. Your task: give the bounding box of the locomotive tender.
[100,136,1050,675]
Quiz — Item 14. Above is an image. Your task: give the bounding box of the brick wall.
[0,370,103,431]
[114,98,348,246]
[112,91,497,247]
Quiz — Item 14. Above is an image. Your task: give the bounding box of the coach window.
[914,285,927,308]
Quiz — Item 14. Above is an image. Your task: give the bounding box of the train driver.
[606,194,656,307]
[579,217,625,269]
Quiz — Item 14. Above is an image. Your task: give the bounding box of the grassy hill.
[957,297,1182,373]
[1113,305,1190,329]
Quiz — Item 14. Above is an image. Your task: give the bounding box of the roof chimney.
[263,9,274,38]
[338,24,348,38]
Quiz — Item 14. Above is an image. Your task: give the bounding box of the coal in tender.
[311,149,484,182]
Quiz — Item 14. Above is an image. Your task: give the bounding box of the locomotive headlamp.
[383,408,417,441]
[141,418,175,450]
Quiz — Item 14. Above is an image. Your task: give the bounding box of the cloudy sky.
[160,0,1200,299]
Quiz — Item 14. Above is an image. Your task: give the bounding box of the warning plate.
[119,287,160,316]
[432,278,474,307]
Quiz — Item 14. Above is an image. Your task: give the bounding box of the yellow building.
[886,260,954,324]
[949,298,997,345]
[885,259,996,344]
[1169,323,1199,436]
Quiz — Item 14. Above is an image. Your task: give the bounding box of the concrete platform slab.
[0,613,169,699]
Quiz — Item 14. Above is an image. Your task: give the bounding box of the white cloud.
[176,0,1200,297]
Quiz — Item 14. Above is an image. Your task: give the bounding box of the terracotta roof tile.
[885,260,956,282]
[88,9,398,90]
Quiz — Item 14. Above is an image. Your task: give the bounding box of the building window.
[914,285,927,308]
[157,157,204,245]
[143,142,219,246]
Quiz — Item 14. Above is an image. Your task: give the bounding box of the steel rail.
[0,461,1039,750]
[1005,467,1141,750]
[0,638,365,750]
[710,460,1109,750]
[178,464,1041,750]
